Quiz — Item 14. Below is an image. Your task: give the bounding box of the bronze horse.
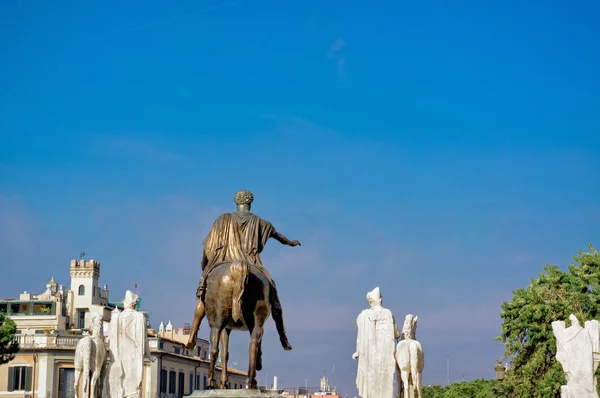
[204,260,271,389]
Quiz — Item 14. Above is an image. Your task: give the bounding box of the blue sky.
[1,0,599,393]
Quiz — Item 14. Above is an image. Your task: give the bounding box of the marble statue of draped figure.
[107,291,155,398]
[353,287,400,398]
[552,314,600,398]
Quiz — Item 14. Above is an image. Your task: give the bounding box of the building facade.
[0,258,247,398]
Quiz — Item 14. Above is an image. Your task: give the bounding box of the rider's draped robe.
[355,307,398,398]
[197,211,277,298]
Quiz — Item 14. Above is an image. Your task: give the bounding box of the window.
[7,366,32,391]
[174,347,181,355]
[169,371,176,394]
[58,368,75,398]
[159,341,164,350]
[160,369,167,394]
[189,373,193,395]
[77,310,86,329]
[78,285,85,296]
[0,303,7,314]
[33,302,54,315]
[35,330,45,335]
[10,303,30,316]
[196,375,200,390]
[178,372,185,398]
[234,383,237,389]
[203,375,207,389]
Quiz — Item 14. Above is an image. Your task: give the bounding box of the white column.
[36,355,49,398]
[144,365,153,398]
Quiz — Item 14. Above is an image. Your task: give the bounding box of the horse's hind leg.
[90,368,100,398]
[415,371,423,398]
[207,327,221,389]
[401,370,411,398]
[256,340,263,371]
[248,325,264,389]
[74,369,81,398]
[220,329,231,389]
[82,361,91,398]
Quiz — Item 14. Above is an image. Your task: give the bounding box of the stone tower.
[69,259,109,328]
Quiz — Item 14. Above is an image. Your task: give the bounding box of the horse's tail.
[230,261,250,322]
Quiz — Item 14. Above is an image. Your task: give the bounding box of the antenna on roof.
[80,251,86,260]
[134,282,138,294]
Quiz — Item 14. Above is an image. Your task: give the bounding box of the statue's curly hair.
[234,190,254,205]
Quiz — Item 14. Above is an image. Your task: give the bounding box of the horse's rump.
[207,261,271,324]
[395,339,424,371]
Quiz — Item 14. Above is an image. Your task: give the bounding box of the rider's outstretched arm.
[272,231,301,247]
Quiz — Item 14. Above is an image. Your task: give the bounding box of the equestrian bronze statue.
[187,190,301,389]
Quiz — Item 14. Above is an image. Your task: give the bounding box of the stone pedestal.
[189,390,280,398]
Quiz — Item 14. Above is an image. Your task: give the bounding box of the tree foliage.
[499,244,600,397]
[0,313,19,364]
[421,379,497,397]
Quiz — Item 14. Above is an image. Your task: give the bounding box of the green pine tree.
[499,244,600,397]
[422,379,497,397]
[0,313,19,365]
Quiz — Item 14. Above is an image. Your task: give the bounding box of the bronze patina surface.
[187,190,301,389]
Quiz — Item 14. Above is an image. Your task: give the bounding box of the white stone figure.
[352,287,400,398]
[552,314,600,398]
[74,313,107,398]
[395,314,424,398]
[107,291,155,398]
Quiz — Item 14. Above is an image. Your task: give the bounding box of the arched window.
[78,285,85,296]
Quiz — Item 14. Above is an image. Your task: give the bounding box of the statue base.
[189,390,281,398]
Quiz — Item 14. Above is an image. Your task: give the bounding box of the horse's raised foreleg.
[207,327,221,389]
[248,325,264,389]
[220,329,231,389]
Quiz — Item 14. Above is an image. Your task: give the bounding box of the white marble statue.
[552,314,600,398]
[107,291,155,398]
[353,287,400,398]
[74,313,107,398]
[395,314,424,398]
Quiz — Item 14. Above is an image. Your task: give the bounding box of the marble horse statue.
[74,313,107,398]
[395,314,424,398]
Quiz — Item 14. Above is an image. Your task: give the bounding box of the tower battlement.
[70,259,100,270]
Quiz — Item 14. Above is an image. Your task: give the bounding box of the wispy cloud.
[0,195,39,254]
[259,113,340,140]
[84,134,188,165]
[421,294,509,332]
[327,37,347,79]
[0,196,70,297]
